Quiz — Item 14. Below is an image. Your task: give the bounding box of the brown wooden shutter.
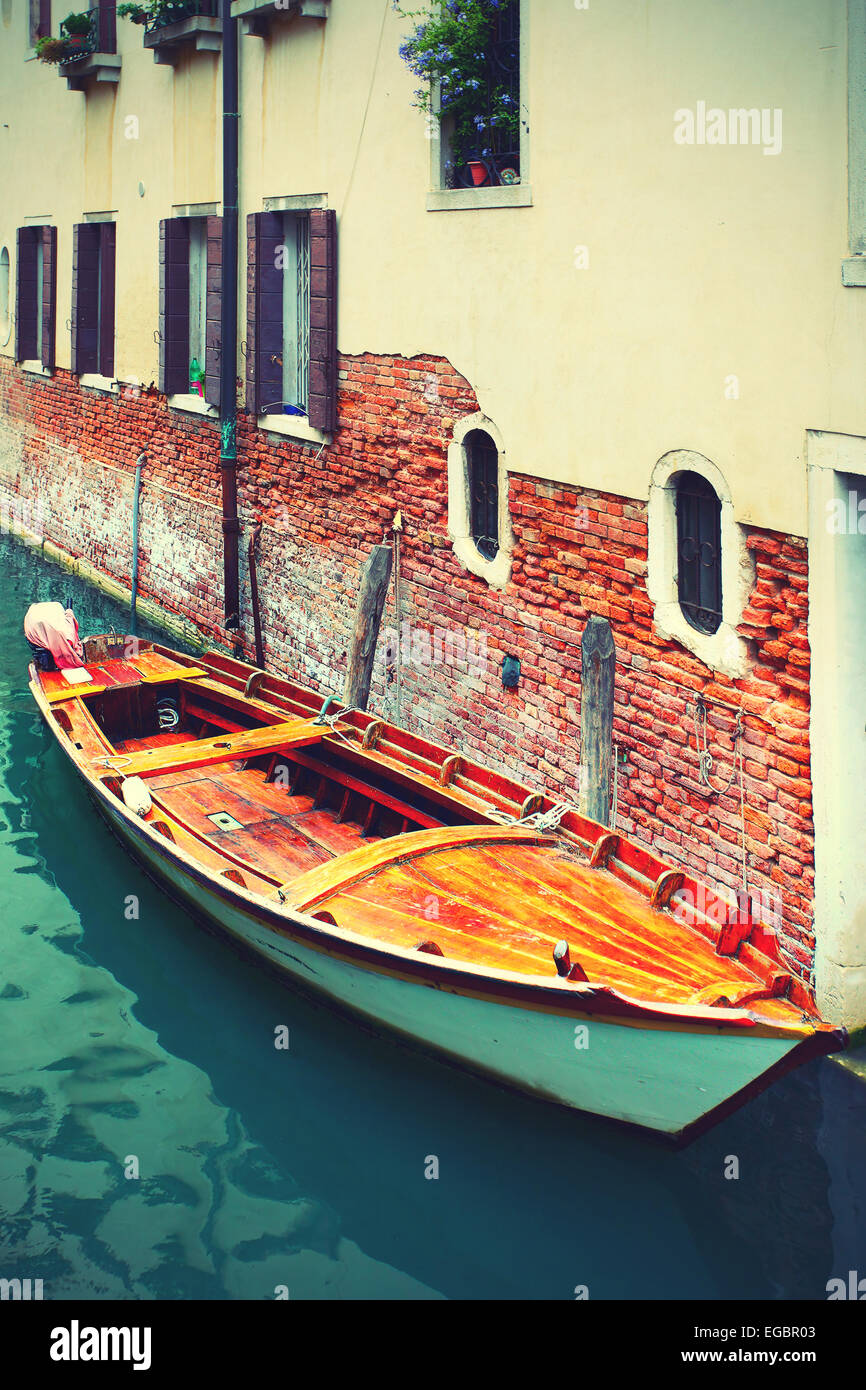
[257,212,284,417]
[158,218,190,396]
[40,225,57,372]
[246,212,284,416]
[98,0,117,54]
[99,222,116,378]
[15,227,38,363]
[71,223,99,376]
[308,208,337,433]
[245,214,257,413]
[204,214,222,408]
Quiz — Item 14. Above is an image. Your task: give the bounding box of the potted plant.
[117,2,149,21]
[60,10,93,48]
[394,0,522,187]
[34,35,72,62]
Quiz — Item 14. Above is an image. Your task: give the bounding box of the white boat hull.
[98,796,802,1138]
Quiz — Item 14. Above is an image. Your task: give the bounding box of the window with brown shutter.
[158,216,222,403]
[40,225,57,372]
[15,225,56,370]
[29,0,51,46]
[308,208,337,432]
[246,207,337,430]
[72,222,115,379]
[158,218,190,395]
[204,215,222,408]
[15,228,38,364]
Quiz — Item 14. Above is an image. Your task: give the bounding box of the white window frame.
[257,193,327,444]
[447,412,513,588]
[0,246,12,354]
[187,217,208,381]
[647,449,753,677]
[844,0,866,284]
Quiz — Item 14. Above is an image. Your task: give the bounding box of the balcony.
[58,6,121,91]
[141,1,222,65]
[230,0,329,40]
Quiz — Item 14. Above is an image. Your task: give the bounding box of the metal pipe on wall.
[219,0,240,629]
[130,451,148,636]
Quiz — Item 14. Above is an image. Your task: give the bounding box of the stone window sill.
[426,184,533,213]
[842,257,866,286]
[450,534,514,590]
[168,392,218,418]
[651,602,750,681]
[21,360,52,378]
[258,412,330,445]
[79,373,119,396]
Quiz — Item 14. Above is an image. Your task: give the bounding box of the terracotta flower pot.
[467,160,489,187]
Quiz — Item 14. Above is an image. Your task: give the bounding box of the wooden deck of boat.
[41,652,805,1020]
[119,753,790,1010]
[298,841,788,1006]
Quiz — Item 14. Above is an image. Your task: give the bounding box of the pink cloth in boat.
[24,602,85,669]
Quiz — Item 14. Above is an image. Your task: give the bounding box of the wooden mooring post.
[343,543,393,711]
[579,614,616,826]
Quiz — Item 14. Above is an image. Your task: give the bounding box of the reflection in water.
[0,529,862,1300]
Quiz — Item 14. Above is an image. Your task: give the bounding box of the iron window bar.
[468,429,500,561]
[675,472,723,635]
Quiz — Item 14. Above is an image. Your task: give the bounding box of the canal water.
[0,527,864,1301]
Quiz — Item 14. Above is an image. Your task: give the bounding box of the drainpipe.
[130,451,147,636]
[248,520,264,669]
[220,0,240,629]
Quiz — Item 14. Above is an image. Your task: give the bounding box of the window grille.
[467,429,499,561]
[675,472,722,635]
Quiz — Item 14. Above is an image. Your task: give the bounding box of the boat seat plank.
[40,653,208,703]
[131,651,208,683]
[103,717,345,779]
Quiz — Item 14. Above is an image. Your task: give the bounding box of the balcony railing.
[139,0,221,63]
[144,0,218,37]
[59,6,120,89]
[59,5,116,61]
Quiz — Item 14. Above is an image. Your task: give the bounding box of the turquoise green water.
[1,528,864,1300]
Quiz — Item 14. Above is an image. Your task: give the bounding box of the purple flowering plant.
[393,0,520,178]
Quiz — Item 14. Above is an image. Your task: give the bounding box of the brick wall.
[0,352,815,982]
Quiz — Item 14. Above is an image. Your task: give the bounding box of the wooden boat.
[29,634,845,1141]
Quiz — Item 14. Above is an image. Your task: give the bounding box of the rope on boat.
[319,706,363,747]
[489,800,580,832]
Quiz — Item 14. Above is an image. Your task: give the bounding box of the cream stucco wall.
[1,0,864,536]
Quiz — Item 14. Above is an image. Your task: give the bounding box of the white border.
[807,429,866,1028]
[447,412,513,588]
[647,449,753,677]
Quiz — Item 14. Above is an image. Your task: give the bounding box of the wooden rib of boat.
[30,635,845,1141]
